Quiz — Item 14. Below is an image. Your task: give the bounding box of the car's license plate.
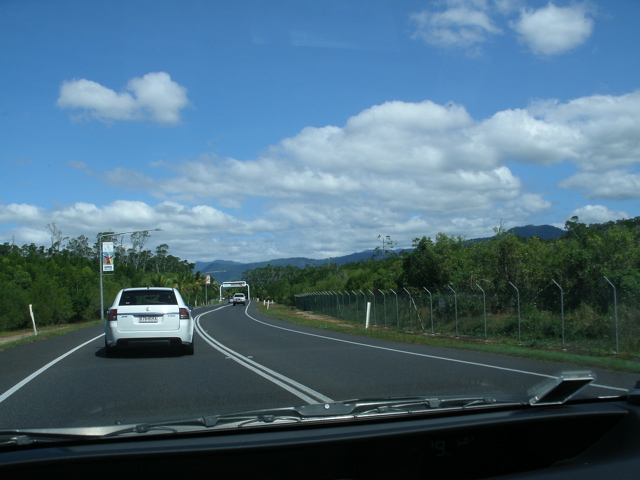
[139,316,159,323]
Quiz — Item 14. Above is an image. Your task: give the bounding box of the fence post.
[366,302,371,329]
[390,289,399,328]
[403,288,413,331]
[29,304,38,336]
[476,283,487,340]
[509,282,521,344]
[368,290,376,325]
[423,287,434,334]
[352,290,359,320]
[603,276,619,355]
[448,285,458,337]
[380,290,387,326]
[552,280,565,350]
[345,291,351,320]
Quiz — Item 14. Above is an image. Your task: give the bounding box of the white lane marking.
[0,334,104,404]
[195,312,333,405]
[243,309,630,393]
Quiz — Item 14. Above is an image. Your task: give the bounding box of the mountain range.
[194,224,564,283]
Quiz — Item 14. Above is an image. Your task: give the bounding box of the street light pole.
[98,228,163,320]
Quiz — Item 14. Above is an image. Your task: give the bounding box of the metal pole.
[99,244,104,320]
[448,285,458,337]
[552,280,565,350]
[403,287,413,331]
[345,291,351,320]
[509,282,521,344]
[423,287,434,334]
[390,289,399,328]
[476,283,487,340]
[98,228,162,320]
[604,276,619,355]
[368,290,376,325]
[380,290,387,326]
[353,290,359,320]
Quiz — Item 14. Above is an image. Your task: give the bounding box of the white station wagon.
[104,287,195,356]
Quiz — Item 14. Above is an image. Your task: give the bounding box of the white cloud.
[528,91,640,170]
[0,200,260,261]
[11,87,640,262]
[476,108,581,165]
[409,1,595,57]
[56,72,189,125]
[410,1,503,53]
[83,90,640,259]
[512,3,594,56]
[570,205,630,224]
[0,203,45,223]
[560,170,640,200]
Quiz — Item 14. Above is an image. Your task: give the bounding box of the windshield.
[1,0,639,433]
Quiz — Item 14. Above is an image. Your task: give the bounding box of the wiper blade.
[340,395,525,417]
[0,373,602,446]
[0,430,101,448]
[103,396,525,438]
[103,408,327,437]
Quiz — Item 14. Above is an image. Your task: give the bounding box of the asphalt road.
[1,301,637,429]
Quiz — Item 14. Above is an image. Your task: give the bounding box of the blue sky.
[1,0,639,263]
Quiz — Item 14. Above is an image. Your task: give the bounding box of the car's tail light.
[108,309,117,322]
[179,308,189,320]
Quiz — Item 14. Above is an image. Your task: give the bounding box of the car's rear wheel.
[183,342,194,355]
[104,338,116,357]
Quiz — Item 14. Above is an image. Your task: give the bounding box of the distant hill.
[509,224,563,240]
[195,251,380,284]
[470,224,564,243]
[194,224,564,283]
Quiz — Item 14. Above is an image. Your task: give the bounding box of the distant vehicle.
[232,293,246,306]
[104,287,195,356]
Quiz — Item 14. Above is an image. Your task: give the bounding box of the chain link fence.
[295,283,640,357]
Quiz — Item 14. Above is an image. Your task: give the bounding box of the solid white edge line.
[243,309,631,393]
[0,334,104,404]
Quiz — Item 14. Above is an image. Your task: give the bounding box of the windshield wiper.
[100,395,525,438]
[2,373,601,445]
[340,395,523,416]
[104,373,599,437]
[0,396,518,447]
[0,430,98,447]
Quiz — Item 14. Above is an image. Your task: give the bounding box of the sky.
[1,0,639,264]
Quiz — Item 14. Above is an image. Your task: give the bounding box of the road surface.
[0,301,635,429]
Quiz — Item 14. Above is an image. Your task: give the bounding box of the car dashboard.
[2,395,640,479]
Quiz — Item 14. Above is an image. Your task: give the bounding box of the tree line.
[2,217,638,336]
[0,228,211,331]
[244,217,640,318]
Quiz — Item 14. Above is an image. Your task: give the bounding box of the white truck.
[232,293,246,306]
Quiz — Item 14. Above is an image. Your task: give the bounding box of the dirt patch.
[286,309,361,328]
[0,331,35,346]
[288,309,392,331]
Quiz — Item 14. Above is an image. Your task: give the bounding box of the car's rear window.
[119,290,178,306]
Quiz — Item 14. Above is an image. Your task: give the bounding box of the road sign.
[222,281,247,287]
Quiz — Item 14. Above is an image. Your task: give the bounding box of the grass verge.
[0,320,102,350]
[257,303,640,374]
